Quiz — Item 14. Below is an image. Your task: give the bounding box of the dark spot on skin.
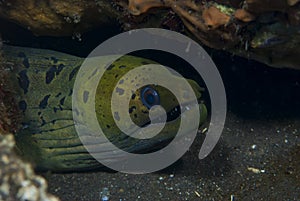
[38,112,41,115]
[83,91,89,103]
[50,57,58,63]
[55,92,62,97]
[60,97,66,105]
[52,120,56,124]
[131,93,136,99]
[106,64,115,70]
[119,65,126,69]
[46,66,56,84]
[115,74,119,78]
[69,66,80,81]
[119,79,124,84]
[106,125,111,128]
[22,58,29,68]
[129,106,136,114]
[114,112,120,121]
[56,64,65,75]
[18,100,27,111]
[116,87,125,95]
[39,95,51,109]
[41,117,46,126]
[17,70,29,94]
[134,114,138,118]
[45,64,65,82]
[53,107,58,113]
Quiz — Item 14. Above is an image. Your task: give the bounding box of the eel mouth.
[140,101,200,128]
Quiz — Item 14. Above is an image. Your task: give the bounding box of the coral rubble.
[0,134,59,201]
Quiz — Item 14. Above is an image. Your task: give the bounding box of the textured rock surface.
[0,0,299,69]
[123,0,300,69]
[0,0,119,36]
[0,134,59,201]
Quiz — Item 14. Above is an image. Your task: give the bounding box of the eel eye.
[141,86,160,109]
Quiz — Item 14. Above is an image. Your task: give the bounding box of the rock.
[0,0,120,36]
[0,133,59,201]
[121,0,300,69]
[287,0,300,6]
[0,0,299,69]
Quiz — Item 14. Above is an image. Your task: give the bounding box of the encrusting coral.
[122,0,300,69]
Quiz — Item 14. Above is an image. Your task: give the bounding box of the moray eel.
[1,45,207,172]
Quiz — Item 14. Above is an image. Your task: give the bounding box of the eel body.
[1,45,207,171]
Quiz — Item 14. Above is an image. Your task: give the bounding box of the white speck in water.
[72,32,82,42]
[72,14,81,24]
[251,144,257,150]
[64,16,72,23]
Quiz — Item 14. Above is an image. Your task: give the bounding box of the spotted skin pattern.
[2,45,207,172]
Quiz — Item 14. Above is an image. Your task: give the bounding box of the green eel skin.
[1,45,207,172]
